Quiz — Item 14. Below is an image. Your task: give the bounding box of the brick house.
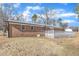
[5,20,64,37]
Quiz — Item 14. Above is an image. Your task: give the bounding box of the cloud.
[47,9,65,16]
[22,11,31,21]
[50,13,77,18]
[23,10,31,16]
[26,6,43,11]
[26,6,32,10]
[22,6,32,17]
[61,20,75,23]
[32,6,43,10]
[22,6,44,18]
[22,6,44,22]
[22,7,78,23]
[59,13,77,17]
[75,14,79,19]
[51,9,65,14]
[47,9,65,18]
[13,3,20,8]
[47,9,77,18]
[36,9,65,19]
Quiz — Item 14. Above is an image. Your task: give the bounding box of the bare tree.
[0,4,15,35]
[0,4,8,35]
[75,4,79,18]
[75,4,79,32]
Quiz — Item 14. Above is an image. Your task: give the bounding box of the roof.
[5,20,54,27]
[5,20,63,29]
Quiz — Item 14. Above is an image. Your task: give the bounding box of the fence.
[45,30,75,39]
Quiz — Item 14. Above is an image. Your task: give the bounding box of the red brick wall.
[9,24,45,37]
[8,23,64,37]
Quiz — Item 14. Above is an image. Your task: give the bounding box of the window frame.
[20,25,25,32]
[31,26,35,32]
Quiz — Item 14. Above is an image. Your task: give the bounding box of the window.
[42,27,45,32]
[22,25,25,30]
[20,25,25,32]
[31,26,34,31]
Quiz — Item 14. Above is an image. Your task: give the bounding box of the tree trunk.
[3,21,7,36]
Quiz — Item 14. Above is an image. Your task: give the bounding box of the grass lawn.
[0,32,79,56]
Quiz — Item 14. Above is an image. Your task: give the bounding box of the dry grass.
[0,32,79,56]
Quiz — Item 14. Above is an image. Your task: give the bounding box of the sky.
[3,3,79,27]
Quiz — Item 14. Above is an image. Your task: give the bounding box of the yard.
[0,32,79,56]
